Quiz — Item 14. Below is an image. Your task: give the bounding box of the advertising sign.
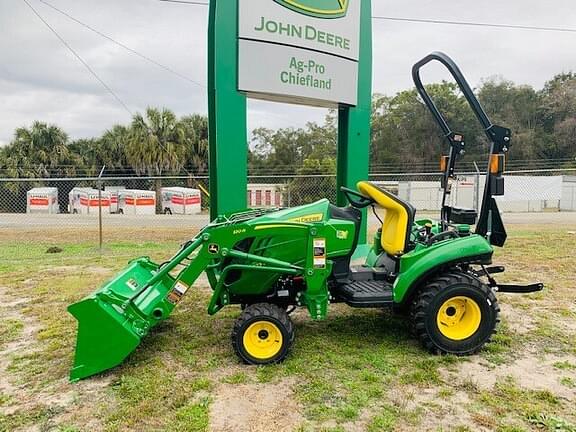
[238,0,361,107]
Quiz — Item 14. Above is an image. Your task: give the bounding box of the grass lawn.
[0,225,575,432]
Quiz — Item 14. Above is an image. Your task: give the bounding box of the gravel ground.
[0,210,573,231]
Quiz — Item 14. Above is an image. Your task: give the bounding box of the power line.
[371,15,576,34]
[37,0,205,88]
[21,0,133,116]
[156,0,576,34]
[21,0,200,178]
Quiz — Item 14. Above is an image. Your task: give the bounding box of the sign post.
[208,0,372,242]
[208,0,248,220]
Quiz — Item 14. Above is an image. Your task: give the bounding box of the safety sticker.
[167,281,190,305]
[126,278,139,291]
[313,238,326,269]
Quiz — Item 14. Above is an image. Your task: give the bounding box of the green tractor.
[68,52,542,382]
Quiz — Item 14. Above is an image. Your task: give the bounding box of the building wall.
[247,184,284,208]
[561,176,576,211]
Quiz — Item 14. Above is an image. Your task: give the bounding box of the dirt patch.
[389,386,492,431]
[499,302,537,335]
[446,353,576,401]
[0,285,112,430]
[0,289,41,402]
[318,411,371,432]
[209,379,304,432]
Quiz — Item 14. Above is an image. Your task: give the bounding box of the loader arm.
[68,207,339,381]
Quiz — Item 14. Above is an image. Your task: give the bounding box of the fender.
[393,235,493,304]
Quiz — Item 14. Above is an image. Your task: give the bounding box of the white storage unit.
[247,184,284,208]
[161,187,202,215]
[68,188,111,215]
[105,186,126,214]
[26,187,59,214]
[118,190,156,215]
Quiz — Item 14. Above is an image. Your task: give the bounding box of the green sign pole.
[209,0,372,241]
[208,0,248,220]
[336,0,372,244]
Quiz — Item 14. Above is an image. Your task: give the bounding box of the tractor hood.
[247,199,332,225]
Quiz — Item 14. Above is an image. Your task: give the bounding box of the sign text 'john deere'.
[238,0,361,107]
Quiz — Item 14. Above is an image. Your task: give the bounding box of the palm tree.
[5,121,71,178]
[125,107,186,210]
[180,114,209,175]
[2,122,73,212]
[99,125,131,175]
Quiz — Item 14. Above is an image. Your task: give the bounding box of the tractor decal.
[288,213,324,223]
[273,0,349,19]
[166,281,190,305]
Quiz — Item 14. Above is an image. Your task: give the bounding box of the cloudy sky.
[1,0,575,145]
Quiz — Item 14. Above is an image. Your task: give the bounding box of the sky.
[1,0,575,146]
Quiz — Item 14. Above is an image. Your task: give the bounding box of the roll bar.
[412,51,494,138]
[412,52,510,247]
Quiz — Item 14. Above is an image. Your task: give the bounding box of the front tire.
[232,303,294,365]
[412,272,499,355]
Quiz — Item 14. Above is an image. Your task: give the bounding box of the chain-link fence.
[1,169,575,263]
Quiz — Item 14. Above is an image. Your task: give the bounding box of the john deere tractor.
[68,52,542,381]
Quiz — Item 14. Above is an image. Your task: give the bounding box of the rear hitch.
[494,283,544,294]
[475,265,544,294]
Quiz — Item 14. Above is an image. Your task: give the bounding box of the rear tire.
[412,272,499,355]
[232,303,294,365]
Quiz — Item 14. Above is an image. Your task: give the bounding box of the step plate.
[334,280,393,308]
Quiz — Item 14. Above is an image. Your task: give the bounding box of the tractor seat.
[357,182,416,256]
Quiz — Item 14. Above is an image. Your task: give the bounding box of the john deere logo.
[274,0,349,19]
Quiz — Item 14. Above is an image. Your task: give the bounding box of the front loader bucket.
[68,257,179,381]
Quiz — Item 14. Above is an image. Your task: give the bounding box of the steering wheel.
[340,187,375,209]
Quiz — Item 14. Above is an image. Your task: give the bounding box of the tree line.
[0,74,574,210]
[1,74,575,180]
[250,74,575,176]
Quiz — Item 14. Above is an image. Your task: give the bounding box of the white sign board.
[238,0,361,107]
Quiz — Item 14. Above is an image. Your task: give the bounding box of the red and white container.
[161,187,201,215]
[105,186,126,213]
[68,187,111,215]
[27,187,59,214]
[118,190,156,215]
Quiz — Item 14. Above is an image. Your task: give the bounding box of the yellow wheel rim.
[436,296,482,340]
[243,321,283,360]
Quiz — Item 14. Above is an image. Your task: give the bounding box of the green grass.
[0,226,575,431]
[0,319,23,349]
[221,371,249,384]
[554,361,576,370]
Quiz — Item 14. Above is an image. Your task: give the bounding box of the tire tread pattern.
[412,271,500,355]
[231,303,294,364]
